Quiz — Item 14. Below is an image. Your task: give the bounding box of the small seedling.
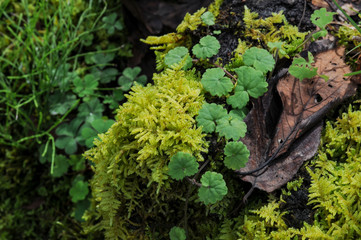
[242,47,275,73]
[289,52,318,81]
[201,11,215,26]
[198,171,228,205]
[201,68,233,97]
[168,152,199,180]
[196,103,228,133]
[192,35,220,59]
[164,46,193,70]
[169,226,186,240]
[224,141,250,170]
[215,117,247,141]
[69,176,89,203]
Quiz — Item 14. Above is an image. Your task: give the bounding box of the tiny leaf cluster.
[166,35,275,209]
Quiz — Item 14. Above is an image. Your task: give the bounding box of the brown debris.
[238,47,358,192]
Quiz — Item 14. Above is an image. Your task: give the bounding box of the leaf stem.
[183,159,209,238]
[213,63,237,84]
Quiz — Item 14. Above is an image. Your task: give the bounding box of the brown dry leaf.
[311,0,329,9]
[238,47,358,192]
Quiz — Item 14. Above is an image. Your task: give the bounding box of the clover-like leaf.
[51,154,70,178]
[168,152,199,180]
[49,92,77,115]
[91,67,119,84]
[164,46,192,70]
[118,67,147,91]
[192,35,220,59]
[289,52,318,81]
[69,177,89,203]
[103,89,125,109]
[90,52,115,69]
[311,8,336,29]
[102,13,123,34]
[169,226,186,240]
[55,118,83,154]
[226,88,249,109]
[224,141,250,170]
[201,68,233,97]
[68,155,86,171]
[198,171,228,205]
[235,66,268,98]
[243,47,275,73]
[196,103,228,133]
[216,117,247,140]
[73,74,98,98]
[77,98,104,123]
[201,11,215,26]
[81,118,115,148]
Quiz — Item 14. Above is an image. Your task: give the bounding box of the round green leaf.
[69,179,89,203]
[226,89,249,109]
[168,152,199,180]
[201,68,233,97]
[229,109,248,121]
[310,8,336,29]
[164,47,192,70]
[192,35,220,59]
[55,136,77,154]
[51,154,70,178]
[196,103,228,133]
[216,118,247,140]
[169,226,186,240]
[91,119,115,133]
[243,47,275,73]
[224,141,250,170]
[198,171,228,205]
[201,11,215,26]
[235,66,268,98]
[80,127,98,148]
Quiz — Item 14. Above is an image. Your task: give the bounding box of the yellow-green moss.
[84,68,207,239]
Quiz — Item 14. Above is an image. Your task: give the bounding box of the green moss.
[84,68,208,239]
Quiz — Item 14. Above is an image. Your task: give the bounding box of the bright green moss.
[84,68,208,239]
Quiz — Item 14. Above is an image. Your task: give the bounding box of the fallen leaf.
[237,47,358,192]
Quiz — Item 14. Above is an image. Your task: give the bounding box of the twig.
[297,0,307,29]
[183,159,210,238]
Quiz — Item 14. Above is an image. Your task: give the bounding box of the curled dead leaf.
[237,47,358,192]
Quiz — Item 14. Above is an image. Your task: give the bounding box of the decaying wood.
[237,47,358,192]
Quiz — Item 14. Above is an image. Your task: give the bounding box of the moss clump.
[84,68,208,239]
